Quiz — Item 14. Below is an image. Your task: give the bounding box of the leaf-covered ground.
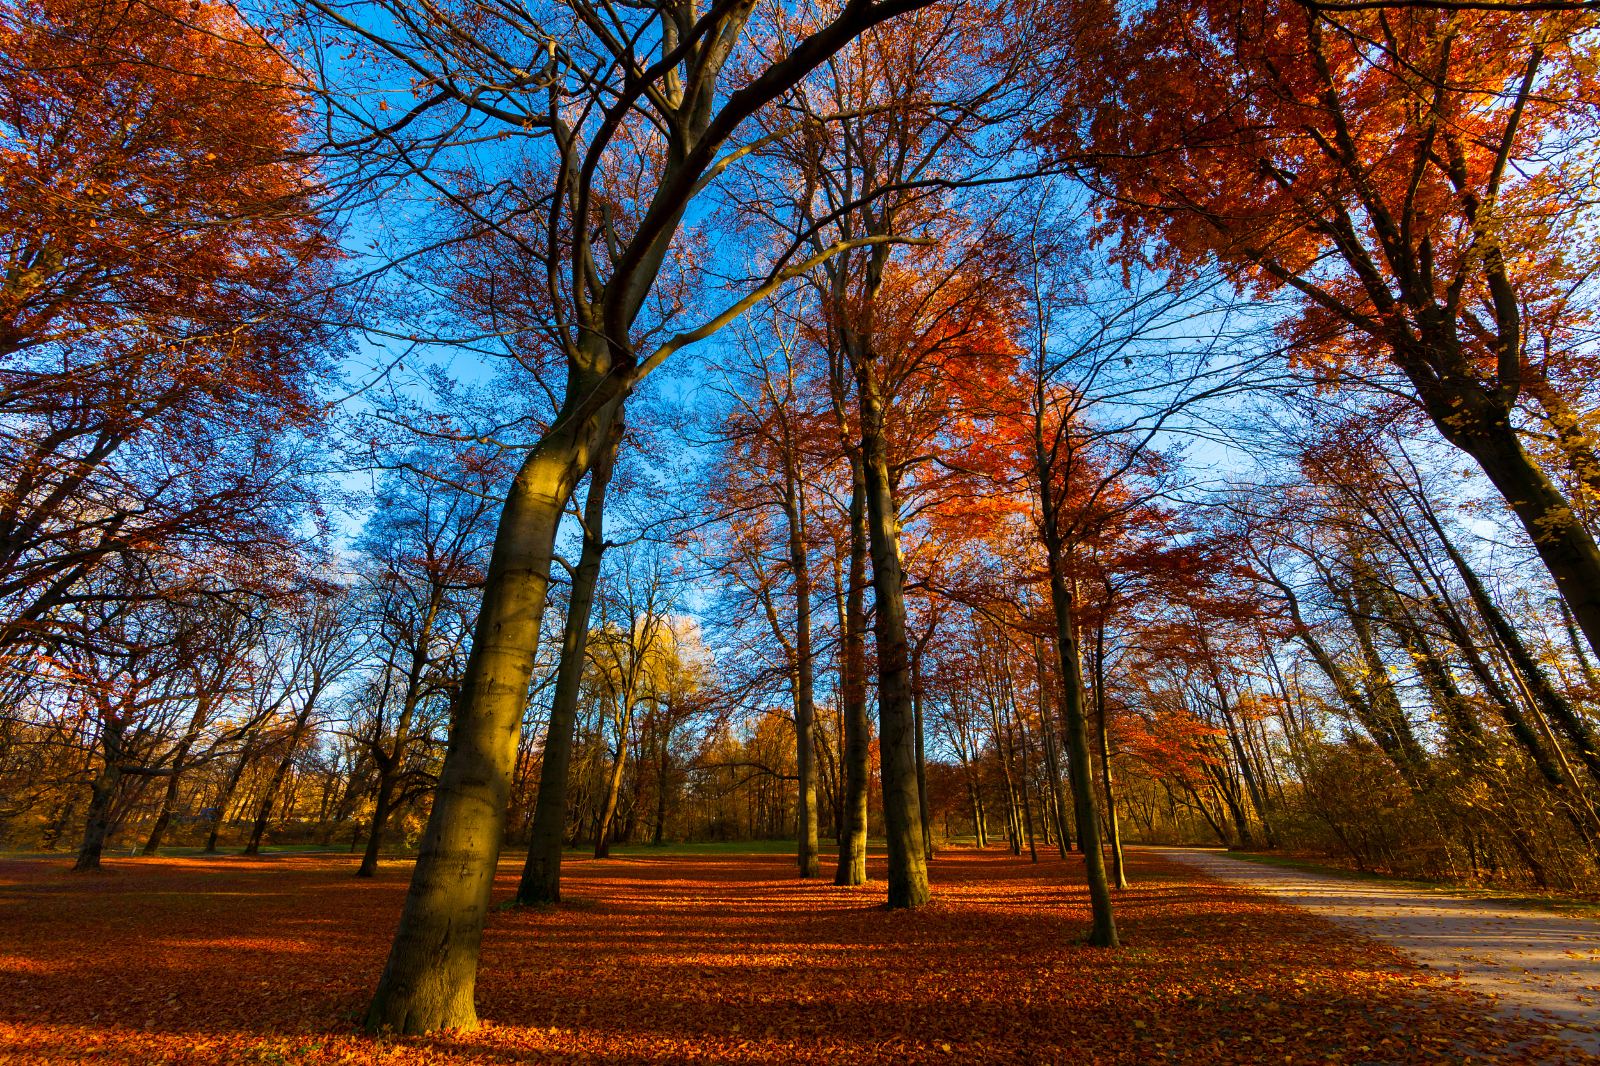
[0,847,1591,1064]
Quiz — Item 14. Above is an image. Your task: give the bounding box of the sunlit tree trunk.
[911,644,933,861]
[518,414,622,904]
[593,703,632,859]
[855,358,927,908]
[367,393,617,1033]
[1035,643,1071,859]
[1012,707,1039,863]
[1041,559,1117,946]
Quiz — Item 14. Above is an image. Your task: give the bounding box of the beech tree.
[749,0,1034,905]
[298,0,942,1030]
[0,0,337,653]
[705,321,837,878]
[1058,0,1600,662]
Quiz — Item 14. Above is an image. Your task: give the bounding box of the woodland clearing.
[0,847,1593,1064]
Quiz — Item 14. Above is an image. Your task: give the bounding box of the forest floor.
[0,847,1595,1065]
[1155,847,1600,1056]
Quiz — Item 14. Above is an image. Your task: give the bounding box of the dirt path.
[1152,847,1600,1054]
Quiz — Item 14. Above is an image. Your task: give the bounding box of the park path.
[1150,846,1600,1055]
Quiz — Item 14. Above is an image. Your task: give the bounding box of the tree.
[705,318,838,878]
[1060,0,1600,663]
[749,0,1034,904]
[0,0,336,654]
[299,0,940,1029]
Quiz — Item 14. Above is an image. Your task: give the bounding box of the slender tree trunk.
[1042,557,1118,945]
[368,394,615,1034]
[144,694,213,856]
[245,706,314,856]
[834,460,870,888]
[358,758,397,878]
[1427,507,1600,787]
[517,414,621,904]
[594,705,631,859]
[1091,626,1127,888]
[653,709,671,846]
[1035,643,1071,859]
[856,363,927,908]
[1013,709,1038,864]
[360,640,430,878]
[784,469,821,878]
[991,690,1023,856]
[204,745,251,854]
[911,645,933,861]
[142,743,189,856]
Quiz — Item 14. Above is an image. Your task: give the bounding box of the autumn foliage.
[3,849,1589,1064]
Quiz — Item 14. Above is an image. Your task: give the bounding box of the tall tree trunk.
[856,362,927,908]
[653,708,671,845]
[990,686,1023,856]
[1091,625,1127,888]
[593,704,631,859]
[1035,643,1071,858]
[784,466,821,878]
[1012,708,1038,863]
[833,460,870,888]
[1041,560,1118,946]
[517,413,621,904]
[911,644,933,861]
[367,394,615,1034]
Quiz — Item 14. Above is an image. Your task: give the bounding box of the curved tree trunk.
[204,746,251,854]
[245,706,314,856]
[593,719,630,859]
[357,757,398,878]
[144,693,212,856]
[367,396,614,1034]
[1091,625,1127,888]
[142,743,189,856]
[518,414,621,903]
